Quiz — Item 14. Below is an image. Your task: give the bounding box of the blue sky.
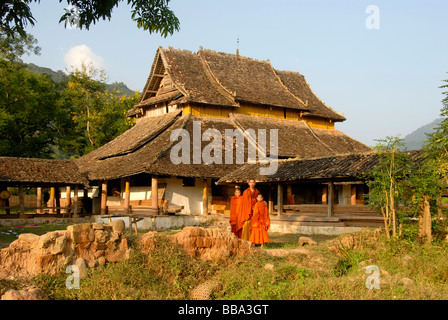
[22,0,448,146]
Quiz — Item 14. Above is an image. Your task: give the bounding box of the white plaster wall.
[128,186,151,200]
[59,177,212,215]
[59,186,98,199]
[163,177,212,214]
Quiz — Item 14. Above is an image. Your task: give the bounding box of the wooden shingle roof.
[217,152,379,184]
[75,111,371,181]
[0,157,88,186]
[229,113,370,158]
[275,70,346,121]
[129,47,345,121]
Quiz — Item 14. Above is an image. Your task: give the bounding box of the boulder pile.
[139,226,254,261]
[0,220,129,279]
[1,224,253,281]
[171,226,254,261]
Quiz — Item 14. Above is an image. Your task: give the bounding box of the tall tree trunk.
[390,151,397,237]
[418,197,432,243]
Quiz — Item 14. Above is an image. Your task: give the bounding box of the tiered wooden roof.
[127,47,345,122]
[0,157,88,186]
[217,153,379,184]
[75,112,370,181]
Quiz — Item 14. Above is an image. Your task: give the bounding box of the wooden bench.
[101,205,184,235]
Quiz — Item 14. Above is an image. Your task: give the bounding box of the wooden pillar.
[83,188,88,215]
[202,178,208,215]
[322,185,328,204]
[124,177,131,215]
[151,175,158,214]
[65,186,71,214]
[327,181,334,218]
[55,187,61,215]
[18,184,25,219]
[49,187,55,214]
[73,185,79,217]
[101,181,108,215]
[350,185,357,205]
[268,184,273,215]
[36,187,42,214]
[277,183,283,218]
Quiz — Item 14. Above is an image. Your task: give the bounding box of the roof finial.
[236,35,239,58]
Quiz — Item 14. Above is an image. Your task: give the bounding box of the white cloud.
[64,44,106,74]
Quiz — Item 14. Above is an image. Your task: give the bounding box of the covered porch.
[217,153,384,229]
[0,157,89,219]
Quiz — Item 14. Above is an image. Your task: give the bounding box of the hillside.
[402,118,443,150]
[24,62,137,97]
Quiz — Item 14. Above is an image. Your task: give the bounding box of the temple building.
[1,47,382,229]
[74,47,376,221]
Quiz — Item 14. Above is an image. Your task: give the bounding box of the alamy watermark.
[65,264,80,289]
[365,265,380,290]
[365,5,380,30]
[169,121,279,175]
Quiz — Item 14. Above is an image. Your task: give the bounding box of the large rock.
[298,236,317,246]
[1,287,48,300]
[67,223,95,244]
[110,219,126,234]
[171,227,254,261]
[139,227,254,261]
[0,220,129,279]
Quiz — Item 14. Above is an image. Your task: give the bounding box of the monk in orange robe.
[236,179,260,240]
[229,188,242,237]
[250,193,270,247]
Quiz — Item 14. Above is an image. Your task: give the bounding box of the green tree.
[415,75,448,241]
[425,77,448,187]
[0,30,40,62]
[56,64,137,157]
[0,58,58,157]
[366,137,410,239]
[1,0,180,38]
[406,153,442,242]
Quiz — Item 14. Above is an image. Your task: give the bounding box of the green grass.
[0,222,71,248]
[2,223,448,300]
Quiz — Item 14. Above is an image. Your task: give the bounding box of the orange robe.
[236,188,260,233]
[250,201,270,245]
[229,195,242,237]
